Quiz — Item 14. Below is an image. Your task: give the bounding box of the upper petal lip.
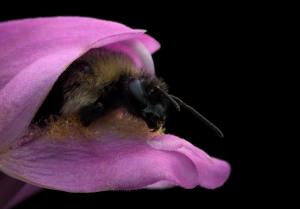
[0,16,158,151]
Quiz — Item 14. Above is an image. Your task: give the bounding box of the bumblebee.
[32,48,223,137]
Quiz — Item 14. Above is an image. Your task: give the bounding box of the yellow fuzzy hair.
[29,109,164,141]
[61,48,140,114]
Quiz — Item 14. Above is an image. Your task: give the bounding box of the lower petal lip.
[148,134,231,189]
[0,118,230,192]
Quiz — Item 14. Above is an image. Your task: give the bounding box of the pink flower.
[0,17,230,208]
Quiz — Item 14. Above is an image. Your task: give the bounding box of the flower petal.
[148,135,231,189]
[0,132,230,192]
[0,16,158,150]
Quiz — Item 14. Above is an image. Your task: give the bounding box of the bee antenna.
[155,87,181,111]
[169,94,224,138]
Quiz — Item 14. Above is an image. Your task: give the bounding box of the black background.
[0,2,271,208]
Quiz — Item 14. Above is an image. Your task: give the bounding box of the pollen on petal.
[28,108,163,143]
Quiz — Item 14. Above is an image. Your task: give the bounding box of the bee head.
[124,76,170,131]
[124,75,224,137]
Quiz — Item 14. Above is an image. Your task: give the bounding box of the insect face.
[124,77,169,131]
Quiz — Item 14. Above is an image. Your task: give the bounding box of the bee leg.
[79,102,104,127]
